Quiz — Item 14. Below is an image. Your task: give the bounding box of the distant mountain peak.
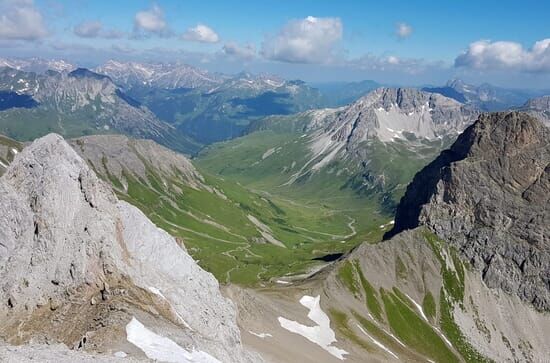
[329,87,476,143]
[68,67,111,81]
[0,57,75,73]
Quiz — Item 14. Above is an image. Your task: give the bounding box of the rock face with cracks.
[0,133,258,362]
[388,112,550,311]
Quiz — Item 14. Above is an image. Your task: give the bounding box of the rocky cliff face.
[0,134,257,362]
[387,112,550,311]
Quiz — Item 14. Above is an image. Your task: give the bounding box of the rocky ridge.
[0,57,75,73]
[96,60,225,90]
[0,133,257,362]
[423,79,548,111]
[69,134,207,192]
[387,111,550,311]
[322,87,478,145]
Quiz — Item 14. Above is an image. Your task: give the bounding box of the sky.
[0,0,549,87]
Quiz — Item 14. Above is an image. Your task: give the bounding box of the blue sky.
[1,0,549,87]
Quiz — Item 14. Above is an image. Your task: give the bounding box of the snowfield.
[126,317,221,363]
[278,295,348,360]
[248,331,273,339]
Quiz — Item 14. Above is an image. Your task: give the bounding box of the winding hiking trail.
[293,216,356,239]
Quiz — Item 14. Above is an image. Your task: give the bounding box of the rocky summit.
[323,87,479,145]
[387,111,550,310]
[0,133,257,362]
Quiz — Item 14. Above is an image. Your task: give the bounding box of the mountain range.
[1,56,548,149]
[198,87,480,212]
[228,111,550,363]
[0,66,200,154]
[423,78,549,111]
[0,56,549,361]
[96,61,324,144]
[0,105,549,361]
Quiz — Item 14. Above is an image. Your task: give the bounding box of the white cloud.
[74,21,102,38]
[261,16,343,63]
[395,22,412,39]
[134,4,167,35]
[0,0,47,40]
[223,42,256,59]
[350,54,444,75]
[387,55,400,65]
[111,44,135,54]
[73,20,123,39]
[455,39,550,73]
[182,24,219,43]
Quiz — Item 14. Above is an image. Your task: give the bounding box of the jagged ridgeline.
[321,111,549,362]
[96,61,325,144]
[0,67,200,154]
[0,133,260,362]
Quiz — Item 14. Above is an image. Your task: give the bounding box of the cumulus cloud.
[134,4,167,35]
[350,54,444,75]
[261,16,343,63]
[74,20,101,38]
[74,20,123,39]
[455,39,550,73]
[395,22,412,39]
[111,44,135,54]
[182,24,219,43]
[223,42,256,59]
[386,55,400,65]
[0,0,48,40]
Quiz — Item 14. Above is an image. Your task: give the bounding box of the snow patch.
[278,295,348,360]
[404,293,428,322]
[262,148,276,160]
[126,317,220,363]
[114,351,127,358]
[11,148,18,155]
[403,293,454,348]
[276,280,290,285]
[249,331,273,339]
[147,287,192,330]
[356,324,399,360]
[434,326,454,349]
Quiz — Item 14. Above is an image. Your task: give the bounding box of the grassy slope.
[195,118,448,209]
[333,231,490,362]
[196,128,394,249]
[90,144,387,285]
